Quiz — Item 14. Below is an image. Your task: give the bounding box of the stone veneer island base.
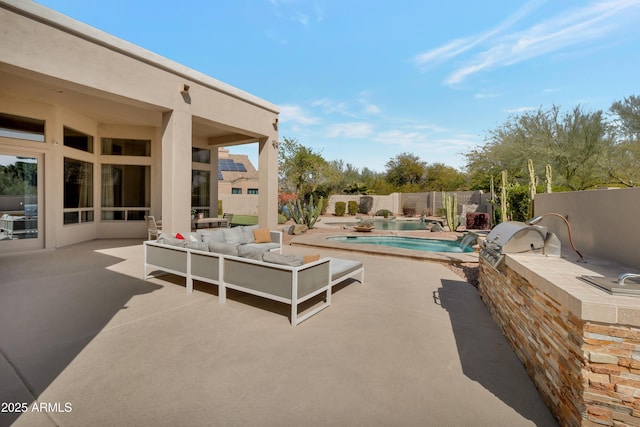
[479,254,640,427]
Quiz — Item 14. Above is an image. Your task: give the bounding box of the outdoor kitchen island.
[479,252,640,427]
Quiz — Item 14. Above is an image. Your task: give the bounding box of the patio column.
[258,136,278,229]
[161,110,192,233]
[210,147,219,217]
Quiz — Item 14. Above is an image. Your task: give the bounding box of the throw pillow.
[185,241,209,251]
[253,228,271,243]
[237,244,268,260]
[262,252,304,267]
[303,254,321,264]
[209,242,239,256]
[175,233,185,240]
[242,225,259,243]
[199,229,226,244]
[162,237,188,248]
[223,227,248,245]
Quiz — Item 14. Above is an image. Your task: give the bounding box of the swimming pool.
[327,235,474,253]
[327,219,428,231]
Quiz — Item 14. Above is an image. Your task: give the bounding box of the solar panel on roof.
[218,159,248,172]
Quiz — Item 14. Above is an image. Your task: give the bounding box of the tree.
[278,137,328,198]
[385,153,427,191]
[608,95,640,187]
[464,105,614,191]
[424,163,467,191]
[610,95,640,141]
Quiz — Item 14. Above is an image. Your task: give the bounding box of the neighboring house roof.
[218,153,257,183]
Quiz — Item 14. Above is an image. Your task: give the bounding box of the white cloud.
[363,104,381,115]
[413,0,545,71]
[326,122,373,138]
[414,0,640,84]
[374,130,426,148]
[504,106,538,113]
[310,98,352,116]
[475,92,501,99]
[268,0,325,25]
[280,104,319,125]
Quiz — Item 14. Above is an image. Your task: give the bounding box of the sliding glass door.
[0,152,42,250]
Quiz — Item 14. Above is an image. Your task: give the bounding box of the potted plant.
[402,206,416,217]
[353,222,375,232]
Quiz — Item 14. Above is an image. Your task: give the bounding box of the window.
[0,154,38,239]
[101,138,150,156]
[64,158,93,224]
[192,170,210,216]
[0,113,45,142]
[101,164,150,221]
[192,148,210,164]
[248,188,259,195]
[64,127,93,153]
[231,188,242,195]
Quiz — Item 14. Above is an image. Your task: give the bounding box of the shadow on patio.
[436,279,557,426]
[0,240,162,426]
[1,239,558,426]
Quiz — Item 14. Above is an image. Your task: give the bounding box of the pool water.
[327,235,474,253]
[327,219,428,231]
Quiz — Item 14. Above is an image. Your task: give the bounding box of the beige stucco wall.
[535,188,639,269]
[0,0,279,251]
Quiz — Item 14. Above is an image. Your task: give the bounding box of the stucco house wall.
[0,0,279,251]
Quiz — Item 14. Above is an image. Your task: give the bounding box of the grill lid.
[485,221,547,253]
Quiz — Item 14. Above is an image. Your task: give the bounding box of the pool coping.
[289,232,479,264]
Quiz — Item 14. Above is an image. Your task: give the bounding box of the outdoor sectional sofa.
[143,226,364,325]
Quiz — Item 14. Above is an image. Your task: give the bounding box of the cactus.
[287,195,323,228]
[442,192,458,231]
[500,170,508,223]
[489,175,496,226]
[528,159,536,220]
[545,163,553,193]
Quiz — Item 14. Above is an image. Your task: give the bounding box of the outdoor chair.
[145,215,162,240]
[222,212,233,227]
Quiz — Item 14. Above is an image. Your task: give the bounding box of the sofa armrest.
[270,230,282,253]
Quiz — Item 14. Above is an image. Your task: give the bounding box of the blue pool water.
[327,219,428,231]
[327,235,474,253]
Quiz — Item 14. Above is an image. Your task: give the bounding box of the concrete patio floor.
[0,239,557,426]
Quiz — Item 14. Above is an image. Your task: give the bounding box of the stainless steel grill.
[480,221,551,269]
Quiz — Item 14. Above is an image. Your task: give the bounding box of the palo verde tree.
[278,137,328,199]
[608,95,640,187]
[465,105,614,191]
[385,152,427,191]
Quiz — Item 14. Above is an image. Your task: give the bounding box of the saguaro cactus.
[545,164,553,193]
[500,170,508,223]
[442,192,458,231]
[528,159,536,220]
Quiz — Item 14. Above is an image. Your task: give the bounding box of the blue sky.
[35,0,640,172]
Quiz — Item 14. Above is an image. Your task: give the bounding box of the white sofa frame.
[143,240,364,325]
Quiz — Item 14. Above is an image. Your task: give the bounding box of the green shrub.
[508,184,530,222]
[278,214,287,224]
[335,201,346,216]
[375,209,393,218]
[347,201,358,215]
[359,196,373,214]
